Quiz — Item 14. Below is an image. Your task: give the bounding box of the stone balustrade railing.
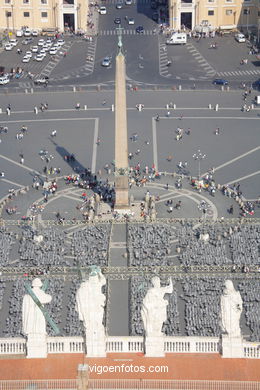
[164,337,220,353]
[0,338,26,354]
[47,337,85,354]
[106,336,144,353]
[0,336,259,358]
[243,342,260,358]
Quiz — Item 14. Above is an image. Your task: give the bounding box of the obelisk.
[114,26,129,211]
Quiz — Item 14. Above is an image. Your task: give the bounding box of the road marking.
[222,170,260,186]
[1,178,24,188]
[91,118,99,174]
[152,117,158,170]
[0,154,43,176]
[201,146,260,176]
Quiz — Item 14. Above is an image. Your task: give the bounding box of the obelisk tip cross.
[117,25,123,54]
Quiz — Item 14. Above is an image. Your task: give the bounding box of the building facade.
[169,0,260,33]
[0,0,88,33]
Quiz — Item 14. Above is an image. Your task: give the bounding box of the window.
[243,8,250,14]
[23,0,29,3]
[5,0,11,4]
[208,10,214,15]
[41,11,48,17]
[208,0,215,3]
[225,0,233,2]
[24,11,30,17]
[226,9,232,14]
[41,0,47,4]
[6,11,11,17]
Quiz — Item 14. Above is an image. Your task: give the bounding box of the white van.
[166,33,187,45]
[16,30,24,37]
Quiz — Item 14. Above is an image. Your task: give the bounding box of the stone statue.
[22,278,52,358]
[141,276,173,337]
[221,280,243,338]
[76,268,107,356]
[22,278,52,336]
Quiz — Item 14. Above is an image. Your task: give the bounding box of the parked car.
[22,55,30,63]
[49,48,58,55]
[213,78,228,85]
[0,76,10,85]
[114,17,121,24]
[37,39,45,46]
[9,39,18,47]
[99,6,107,14]
[125,0,132,4]
[22,37,33,45]
[57,39,65,46]
[23,29,31,37]
[31,46,39,53]
[128,17,135,25]
[101,56,111,67]
[25,51,32,57]
[31,30,39,37]
[16,30,24,37]
[4,43,13,51]
[34,76,49,85]
[34,54,45,61]
[116,2,123,8]
[235,33,246,43]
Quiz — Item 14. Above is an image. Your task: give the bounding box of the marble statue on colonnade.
[220,279,244,358]
[76,267,107,357]
[22,278,52,358]
[221,279,243,338]
[142,276,173,356]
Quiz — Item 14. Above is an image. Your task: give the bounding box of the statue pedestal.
[26,334,48,358]
[145,336,165,357]
[86,333,106,357]
[221,335,243,358]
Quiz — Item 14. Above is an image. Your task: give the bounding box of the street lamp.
[192,149,206,180]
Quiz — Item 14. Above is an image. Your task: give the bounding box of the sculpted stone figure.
[76,268,107,356]
[22,278,52,336]
[22,278,52,358]
[221,280,243,338]
[141,276,173,337]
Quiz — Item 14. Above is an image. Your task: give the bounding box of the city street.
[0,0,260,89]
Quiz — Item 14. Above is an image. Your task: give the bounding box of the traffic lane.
[98,1,157,30]
[92,36,117,82]
[124,35,159,82]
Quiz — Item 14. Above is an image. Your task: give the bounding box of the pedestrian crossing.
[159,42,171,78]
[99,29,156,36]
[217,69,260,77]
[186,43,216,76]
